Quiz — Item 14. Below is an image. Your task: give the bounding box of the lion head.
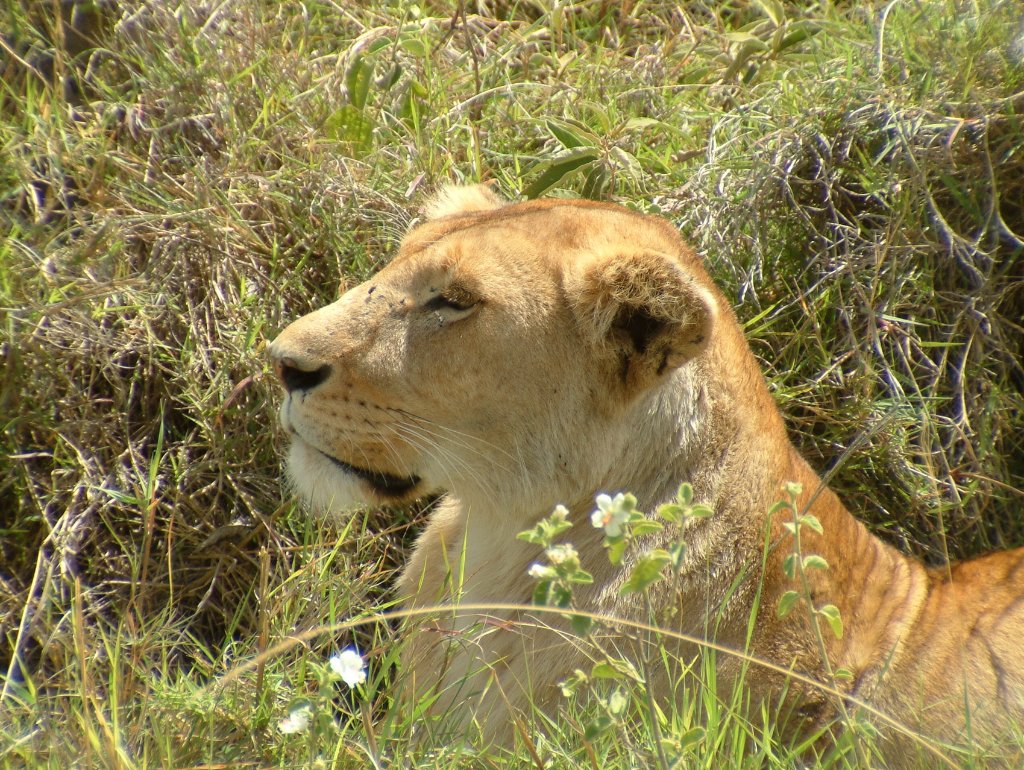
[270,185,719,523]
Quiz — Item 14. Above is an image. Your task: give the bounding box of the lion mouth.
[318,450,421,498]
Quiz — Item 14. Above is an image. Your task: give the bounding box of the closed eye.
[424,286,478,312]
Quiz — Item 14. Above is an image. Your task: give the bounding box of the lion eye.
[425,286,477,313]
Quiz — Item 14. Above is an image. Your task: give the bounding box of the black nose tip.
[276,358,331,393]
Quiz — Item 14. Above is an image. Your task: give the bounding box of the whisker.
[397,418,515,475]
[390,422,484,486]
[385,423,471,493]
[395,408,519,465]
[401,423,495,495]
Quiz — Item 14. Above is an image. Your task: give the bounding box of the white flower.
[528,562,549,578]
[278,704,312,734]
[551,504,569,522]
[545,543,578,566]
[329,648,367,687]
[590,492,630,537]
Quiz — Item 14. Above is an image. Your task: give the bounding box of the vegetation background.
[1,0,1022,767]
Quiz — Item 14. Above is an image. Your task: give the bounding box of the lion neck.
[445,319,926,692]
[680,324,930,690]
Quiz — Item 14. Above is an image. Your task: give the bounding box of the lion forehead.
[394,200,691,279]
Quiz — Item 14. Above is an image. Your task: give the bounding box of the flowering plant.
[277,647,367,737]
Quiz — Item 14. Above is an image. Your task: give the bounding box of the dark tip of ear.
[612,305,663,355]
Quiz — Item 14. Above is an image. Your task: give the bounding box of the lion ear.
[422,184,506,220]
[575,250,717,395]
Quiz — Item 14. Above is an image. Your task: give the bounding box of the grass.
[1,0,1022,767]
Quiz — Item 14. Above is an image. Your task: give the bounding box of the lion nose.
[273,356,332,393]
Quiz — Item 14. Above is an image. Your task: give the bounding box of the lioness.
[269,185,1024,765]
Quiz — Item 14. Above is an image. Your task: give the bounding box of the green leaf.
[580,100,612,133]
[623,116,662,132]
[551,584,573,609]
[532,580,552,606]
[569,568,594,585]
[591,662,622,680]
[834,667,854,682]
[817,604,844,639]
[522,148,601,199]
[688,503,714,519]
[630,519,664,537]
[798,514,824,535]
[584,714,613,740]
[323,105,374,155]
[610,146,641,176]
[378,62,403,91]
[606,538,627,566]
[591,656,643,682]
[580,162,609,200]
[516,527,546,546]
[641,151,673,174]
[544,517,573,539]
[517,510,572,546]
[409,78,428,99]
[777,20,822,52]
[677,483,694,505]
[344,56,372,110]
[782,553,798,579]
[570,613,593,636]
[96,486,143,506]
[545,118,597,149]
[398,34,430,58]
[802,554,829,571]
[721,40,765,83]
[620,550,670,595]
[657,503,685,523]
[363,36,392,55]
[752,0,785,26]
[678,726,706,750]
[777,590,801,618]
[607,688,628,715]
[677,483,694,506]
[723,30,765,45]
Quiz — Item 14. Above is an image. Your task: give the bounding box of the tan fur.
[270,186,1024,764]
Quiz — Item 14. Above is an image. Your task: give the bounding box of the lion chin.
[284,437,425,512]
[269,183,1024,766]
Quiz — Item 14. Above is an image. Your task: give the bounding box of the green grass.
[1,1,1023,767]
